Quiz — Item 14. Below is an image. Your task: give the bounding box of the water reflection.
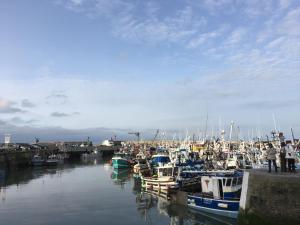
[0,169,5,185]
[0,157,109,200]
[111,169,132,188]
[112,171,236,225]
[134,189,236,225]
[0,158,235,225]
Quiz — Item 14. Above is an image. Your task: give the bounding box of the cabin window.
[237,177,243,185]
[226,178,232,186]
[222,178,226,186]
[163,169,169,176]
[232,177,237,186]
[173,167,178,176]
[160,168,174,176]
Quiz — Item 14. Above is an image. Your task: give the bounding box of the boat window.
[232,177,237,186]
[238,155,243,160]
[237,177,243,185]
[173,167,178,176]
[226,178,232,186]
[161,168,173,176]
[223,178,226,186]
[162,169,167,176]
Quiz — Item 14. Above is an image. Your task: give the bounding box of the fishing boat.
[141,164,178,194]
[45,154,63,166]
[112,152,133,169]
[187,170,243,219]
[133,158,150,175]
[151,154,170,167]
[176,165,204,189]
[31,154,45,166]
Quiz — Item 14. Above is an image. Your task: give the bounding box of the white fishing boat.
[141,164,178,193]
[31,154,45,166]
[133,158,150,174]
[45,154,63,166]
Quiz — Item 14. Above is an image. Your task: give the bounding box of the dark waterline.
[0,158,236,225]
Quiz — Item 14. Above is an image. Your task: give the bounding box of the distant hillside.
[0,120,160,143]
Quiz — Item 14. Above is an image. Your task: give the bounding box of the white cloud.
[0,98,26,114]
[112,6,206,44]
[224,27,247,46]
[279,0,292,10]
[145,1,160,17]
[69,0,84,6]
[9,117,38,125]
[21,99,35,108]
[4,0,299,133]
[199,0,235,15]
[51,111,79,117]
[243,0,274,18]
[58,1,207,45]
[187,28,224,49]
[278,6,300,36]
[266,36,285,48]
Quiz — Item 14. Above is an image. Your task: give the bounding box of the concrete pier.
[239,170,300,225]
[0,150,34,170]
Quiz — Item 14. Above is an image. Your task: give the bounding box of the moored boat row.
[31,154,65,166]
[107,128,299,219]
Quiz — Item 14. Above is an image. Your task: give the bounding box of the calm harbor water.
[0,158,236,225]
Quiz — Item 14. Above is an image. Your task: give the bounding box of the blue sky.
[0,0,300,141]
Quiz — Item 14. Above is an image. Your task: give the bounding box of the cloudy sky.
[0,0,300,141]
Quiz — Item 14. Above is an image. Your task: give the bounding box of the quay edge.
[170,171,300,225]
[0,150,33,170]
[238,170,300,225]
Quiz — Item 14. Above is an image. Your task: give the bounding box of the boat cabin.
[200,173,243,200]
[155,165,178,178]
[151,155,170,166]
[113,152,129,159]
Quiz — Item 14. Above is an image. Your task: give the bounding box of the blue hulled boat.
[187,170,243,219]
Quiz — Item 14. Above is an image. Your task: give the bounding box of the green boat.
[112,153,131,169]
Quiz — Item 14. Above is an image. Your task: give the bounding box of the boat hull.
[45,160,58,166]
[141,176,178,193]
[133,164,149,174]
[31,160,44,166]
[187,195,239,219]
[112,158,130,169]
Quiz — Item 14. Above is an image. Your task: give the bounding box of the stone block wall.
[239,171,300,225]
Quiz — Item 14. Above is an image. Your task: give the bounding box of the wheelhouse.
[151,155,170,166]
[155,165,178,178]
[200,172,243,200]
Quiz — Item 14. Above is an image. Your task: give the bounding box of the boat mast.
[272,113,278,134]
[291,128,296,145]
[204,113,208,141]
[228,121,234,153]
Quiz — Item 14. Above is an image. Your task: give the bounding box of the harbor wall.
[0,146,92,169]
[239,170,300,225]
[0,151,33,170]
[170,191,188,206]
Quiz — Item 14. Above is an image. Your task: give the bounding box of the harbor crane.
[128,132,140,142]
